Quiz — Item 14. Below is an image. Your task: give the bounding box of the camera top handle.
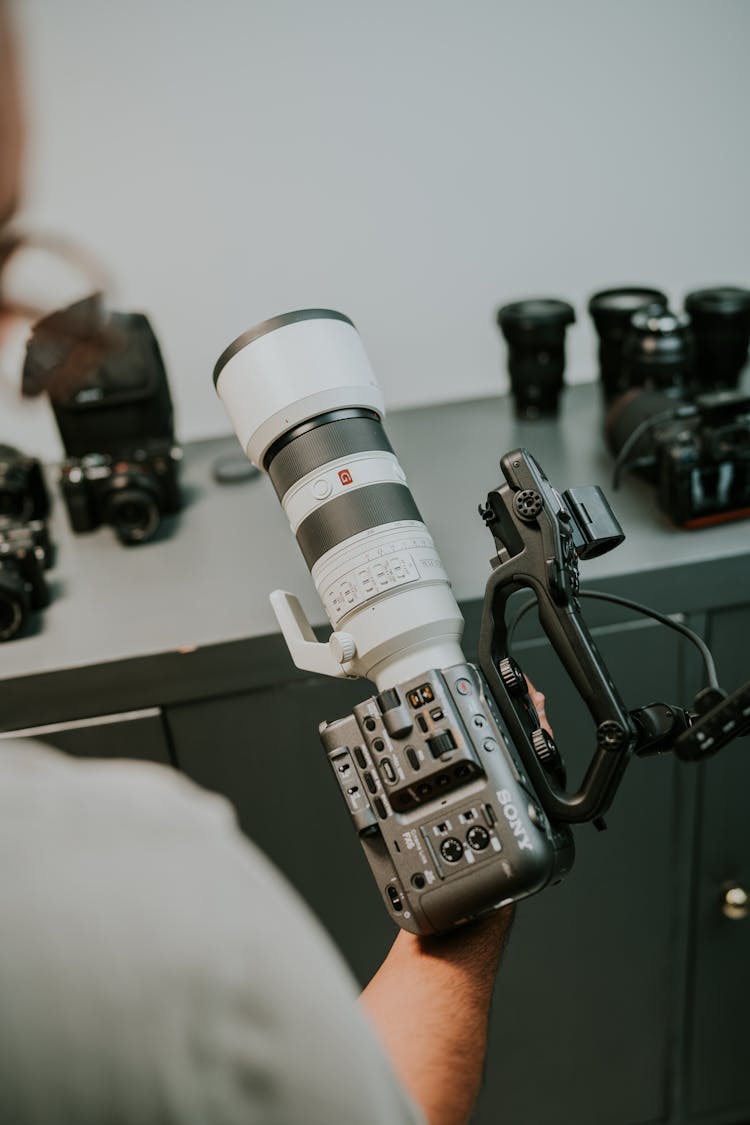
[478,449,640,825]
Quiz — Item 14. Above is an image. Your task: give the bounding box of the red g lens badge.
[338,469,353,486]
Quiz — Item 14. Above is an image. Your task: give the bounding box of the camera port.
[467,826,490,851]
[440,837,464,863]
[411,873,426,890]
[380,759,397,784]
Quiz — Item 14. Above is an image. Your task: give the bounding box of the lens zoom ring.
[268,417,394,499]
[296,482,423,569]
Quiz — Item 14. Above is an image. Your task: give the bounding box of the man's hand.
[360,678,553,1125]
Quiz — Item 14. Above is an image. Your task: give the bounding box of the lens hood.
[588,287,668,330]
[496,299,575,334]
[685,286,750,319]
[213,309,385,468]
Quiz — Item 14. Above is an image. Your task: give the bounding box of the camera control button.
[312,478,332,500]
[440,837,464,863]
[467,826,490,851]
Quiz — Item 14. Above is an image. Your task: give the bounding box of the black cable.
[507,588,719,690]
[611,408,678,490]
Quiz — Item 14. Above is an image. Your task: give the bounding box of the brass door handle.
[721,886,749,921]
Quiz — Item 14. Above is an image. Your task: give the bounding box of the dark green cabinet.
[168,616,687,1125]
[687,605,750,1121]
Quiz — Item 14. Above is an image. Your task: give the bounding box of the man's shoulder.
[0,741,424,1125]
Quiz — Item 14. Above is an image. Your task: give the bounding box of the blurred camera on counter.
[22,295,183,546]
[585,283,750,528]
[0,444,54,641]
[605,386,750,529]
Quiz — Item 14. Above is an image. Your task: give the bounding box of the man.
[0,3,529,1121]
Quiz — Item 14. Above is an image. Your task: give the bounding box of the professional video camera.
[214,309,749,935]
[22,295,183,545]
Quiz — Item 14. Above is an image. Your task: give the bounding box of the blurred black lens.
[496,298,575,419]
[621,307,693,395]
[103,483,160,545]
[0,486,29,521]
[684,286,750,391]
[0,573,27,641]
[588,287,668,401]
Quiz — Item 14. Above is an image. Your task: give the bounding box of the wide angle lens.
[620,307,693,395]
[684,286,750,390]
[588,287,668,401]
[496,298,575,419]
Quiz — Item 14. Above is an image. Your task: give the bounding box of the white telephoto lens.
[213,309,464,689]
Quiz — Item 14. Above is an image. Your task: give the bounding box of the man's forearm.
[360,907,513,1125]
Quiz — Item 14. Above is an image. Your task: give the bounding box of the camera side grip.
[478,448,637,825]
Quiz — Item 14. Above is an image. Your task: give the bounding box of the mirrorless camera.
[0,517,52,641]
[23,296,182,545]
[213,309,748,934]
[606,386,750,528]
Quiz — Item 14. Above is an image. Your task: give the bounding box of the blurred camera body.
[59,439,182,545]
[0,443,50,522]
[606,387,750,527]
[24,301,183,545]
[0,517,51,641]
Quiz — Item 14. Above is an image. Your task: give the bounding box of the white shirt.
[0,742,423,1125]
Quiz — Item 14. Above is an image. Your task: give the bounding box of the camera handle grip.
[477,450,637,824]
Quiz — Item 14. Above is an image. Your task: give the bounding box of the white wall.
[5,0,750,458]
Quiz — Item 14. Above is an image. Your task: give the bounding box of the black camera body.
[0,517,52,641]
[606,387,750,528]
[0,444,50,523]
[59,439,182,545]
[23,300,183,545]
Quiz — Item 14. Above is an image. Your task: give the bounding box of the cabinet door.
[470,617,684,1125]
[687,604,750,1120]
[0,708,172,764]
[170,617,685,1125]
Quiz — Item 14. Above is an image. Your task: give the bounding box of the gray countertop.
[1,381,748,696]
